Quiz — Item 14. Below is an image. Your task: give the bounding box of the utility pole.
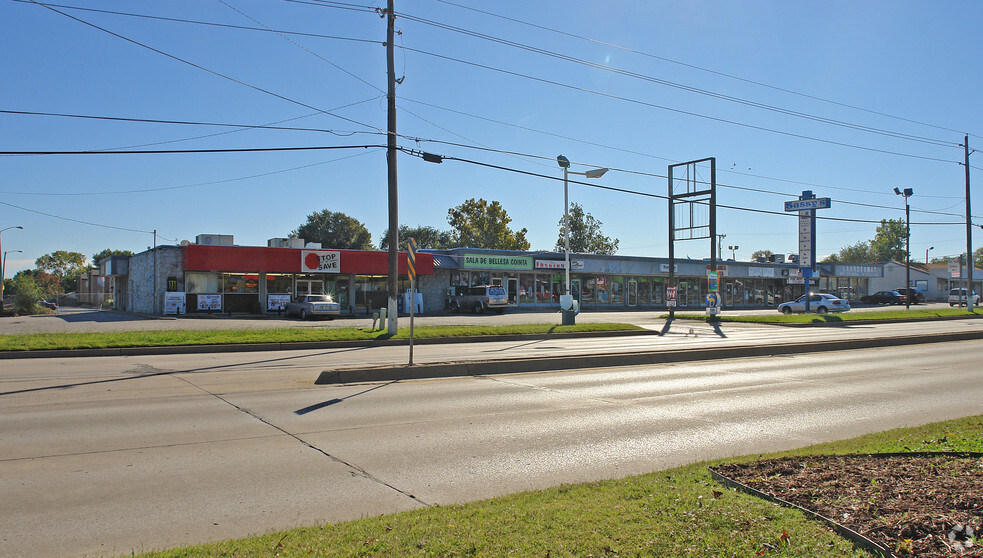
[964,136,974,311]
[716,233,726,260]
[385,0,399,334]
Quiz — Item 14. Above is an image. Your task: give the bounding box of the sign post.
[784,191,830,313]
[706,270,720,316]
[407,237,417,366]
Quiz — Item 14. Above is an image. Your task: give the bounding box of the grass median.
[137,414,983,557]
[674,306,983,324]
[0,323,642,352]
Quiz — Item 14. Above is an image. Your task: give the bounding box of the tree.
[292,210,373,250]
[824,241,874,263]
[750,249,773,262]
[91,248,134,264]
[12,274,43,314]
[555,203,619,255]
[35,251,87,292]
[974,246,983,270]
[446,198,530,250]
[15,269,64,297]
[378,225,454,251]
[869,218,907,262]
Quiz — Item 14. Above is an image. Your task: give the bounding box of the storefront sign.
[268,294,290,311]
[571,260,585,270]
[197,294,221,311]
[659,263,679,273]
[163,292,185,315]
[301,250,341,273]
[462,253,533,270]
[535,260,565,269]
[949,260,961,278]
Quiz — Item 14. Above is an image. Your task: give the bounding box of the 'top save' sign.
[301,250,341,273]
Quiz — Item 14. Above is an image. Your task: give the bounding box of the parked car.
[859,290,907,305]
[449,285,509,314]
[285,294,340,319]
[948,288,981,307]
[777,293,851,315]
[894,287,924,304]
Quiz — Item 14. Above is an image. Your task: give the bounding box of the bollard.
[378,307,387,330]
[372,311,380,330]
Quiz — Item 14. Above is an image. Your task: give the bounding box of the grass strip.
[673,307,983,324]
[138,415,983,557]
[0,322,641,352]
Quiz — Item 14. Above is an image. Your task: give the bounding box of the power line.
[25,0,384,133]
[431,0,976,141]
[396,44,960,165]
[0,145,386,156]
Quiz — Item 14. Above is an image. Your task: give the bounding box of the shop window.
[519,274,535,304]
[222,273,258,294]
[636,278,651,304]
[652,278,665,305]
[266,274,293,294]
[595,276,610,304]
[186,272,219,293]
[610,276,624,305]
[582,277,596,304]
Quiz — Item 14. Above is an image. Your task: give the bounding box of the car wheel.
[301,309,308,320]
[474,302,484,314]
[817,306,828,314]
[950,303,955,307]
[450,303,460,314]
[781,307,792,315]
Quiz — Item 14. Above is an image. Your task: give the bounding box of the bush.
[13,275,43,315]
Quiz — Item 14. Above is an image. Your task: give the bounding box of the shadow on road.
[294,381,397,415]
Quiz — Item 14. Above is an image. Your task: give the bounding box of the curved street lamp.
[557,155,608,325]
[0,226,24,305]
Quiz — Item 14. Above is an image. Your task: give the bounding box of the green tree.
[35,251,88,292]
[292,210,373,250]
[750,249,773,262]
[12,274,43,314]
[14,269,64,296]
[555,203,619,255]
[91,248,134,264]
[974,246,983,270]
[869,218,907,262]
[823,241,874,263]
[446,198,530,250]
[378,225,454,251]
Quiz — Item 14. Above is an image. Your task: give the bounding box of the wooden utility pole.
[385,0,399,334]
[965,135,974,311]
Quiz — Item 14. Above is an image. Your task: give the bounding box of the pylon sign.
[784,190,830,313]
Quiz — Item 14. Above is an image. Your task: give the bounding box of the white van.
[948,288,981,306]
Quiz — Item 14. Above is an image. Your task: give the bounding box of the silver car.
[777,293,851,315]
[285,294,341,320]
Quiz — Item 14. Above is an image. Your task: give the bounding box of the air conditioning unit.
[268,237,305,248]
[767,254,786,263]
[196,234,234,246]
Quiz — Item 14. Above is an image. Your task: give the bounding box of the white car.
[285,294,341,320]
[948,288,981,306]
[777,293,851,315]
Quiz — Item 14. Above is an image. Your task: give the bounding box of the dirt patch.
[712,454,982,557]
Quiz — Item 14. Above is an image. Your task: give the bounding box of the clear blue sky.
[2,0,981,278]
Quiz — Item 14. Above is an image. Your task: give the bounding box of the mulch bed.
[711,454,982,557]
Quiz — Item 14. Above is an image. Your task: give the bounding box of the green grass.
[137,414,983,558]
[673,306,983,324]
[0,322,642,352]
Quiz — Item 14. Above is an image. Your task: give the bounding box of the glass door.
[296,279,324,295]
[627,280,637,307]
[507,278,519,305]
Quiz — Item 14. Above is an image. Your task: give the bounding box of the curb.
[315,329,983,384]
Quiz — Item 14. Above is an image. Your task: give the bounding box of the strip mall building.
[100,234,981,315]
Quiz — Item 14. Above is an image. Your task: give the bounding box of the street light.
[557,155,608,326]
[894,188,913,309]
[2,250,22,304]
[926,246,934,264]
[728,245,739,260]
[0,226,24,305]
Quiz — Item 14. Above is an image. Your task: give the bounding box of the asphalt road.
[2,328,982,557]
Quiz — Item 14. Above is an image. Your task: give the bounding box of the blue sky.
[1,0,981,278]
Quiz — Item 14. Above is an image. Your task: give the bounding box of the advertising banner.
[462,253,533,270]
[301,250,341,273]
[197,294,221,311]
[268,294,290,311]
[163,292,185,315]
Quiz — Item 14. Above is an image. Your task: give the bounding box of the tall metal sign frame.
[668,157,716,317]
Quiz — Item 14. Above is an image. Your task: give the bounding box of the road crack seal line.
[170,374,431,508]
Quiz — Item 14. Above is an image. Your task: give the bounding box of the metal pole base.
[561,309,576,326]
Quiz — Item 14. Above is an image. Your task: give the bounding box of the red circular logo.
[305,253,321,270]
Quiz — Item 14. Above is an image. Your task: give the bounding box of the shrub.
[13,275,43,315]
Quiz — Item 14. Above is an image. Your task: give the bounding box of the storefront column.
[258,272,268,314]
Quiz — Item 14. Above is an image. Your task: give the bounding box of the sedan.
[285,294,340,320]
[777,293,851,315]
[859,290,907,305]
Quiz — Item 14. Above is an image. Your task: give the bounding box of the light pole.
[557,155,608,326]
[926,246,934,264]
[894,188,913,309]
[728,245,739,260]
[0,226,24,305]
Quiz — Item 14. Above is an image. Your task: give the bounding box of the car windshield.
[306,295,334,303]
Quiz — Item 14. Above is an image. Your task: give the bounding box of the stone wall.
[126,246,183,314]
